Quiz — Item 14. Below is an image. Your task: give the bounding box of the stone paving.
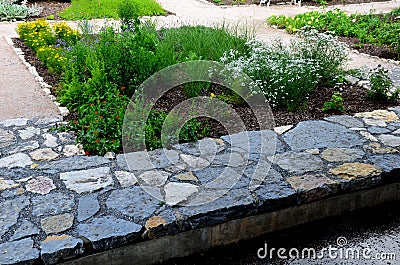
[1,0,400,264]
[1,107,400,264]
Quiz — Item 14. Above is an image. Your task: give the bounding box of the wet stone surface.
[0,108,400,264]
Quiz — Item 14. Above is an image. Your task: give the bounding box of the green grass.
[58,0,166,20]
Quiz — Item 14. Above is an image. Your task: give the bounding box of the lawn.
[58,0,166,20]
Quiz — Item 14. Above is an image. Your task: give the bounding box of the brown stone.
[329,163,382,180]
[363,142,399,154]
[145,216,167,239]
[286,174,339,202]
[354,110,399,122]
[41,213,74,234]
[43,235,70,242]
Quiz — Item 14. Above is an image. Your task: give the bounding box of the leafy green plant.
[0,0,42,21]
[118,0,140,32]
[58,0,165,20]
[368,67,400,102]
[322,92,345,113]
[267,8,400,59]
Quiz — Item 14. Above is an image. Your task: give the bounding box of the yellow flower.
[210,93,216,98]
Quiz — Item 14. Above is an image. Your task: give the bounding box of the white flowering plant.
[219,29,349,110]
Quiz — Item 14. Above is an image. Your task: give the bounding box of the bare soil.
[27,0,71,21]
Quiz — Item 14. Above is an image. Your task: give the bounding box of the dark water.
[162,201,400,265]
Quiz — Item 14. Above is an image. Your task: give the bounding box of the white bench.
[260,0,301,8]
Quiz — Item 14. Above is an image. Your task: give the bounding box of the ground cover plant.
[58,0,165,20]
[0,0,42,20]
[267,8,400,60]
[17,15,399,155]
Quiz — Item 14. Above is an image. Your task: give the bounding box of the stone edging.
[1,106,400,264]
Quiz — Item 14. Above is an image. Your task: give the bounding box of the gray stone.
[363,118,387,127]
[77,194,100,222]
[212,152,245,167]
[221,130,283,159]
[60,167,113,193]
[388,106,400,116]
[40,235,84,265]
[76,216,142,250]
[320,148,365,162]
[368,154,400,172]
[243,161,283,190]
[164,182,199,206]
[0,129,16,149]
[274,125,293,135]
[35,117,60,125]
[0,153,32,168]
[138,170,170,187]
[106,186,162,222]
[115,171,137,187]
[0,118,28,127]
[378,134,400,147]
[393,129,400,134]
[368,126,391,134]
[324,115,364,128]
[193,166,243,189]
[254,181,297,210]
[39,156,110,172]
[0,177,19,190]
[0,238,39,264]
[32,193,74,216]
[25,176,56,194]
[57,132,75,143]
[178,189,254,226]
[62,145,84,157]
[0,197,29,237]
[9,220,39,241]
[148,148,180,168]
[181,154,210,170]
[30,148,59,161]
[41,213,74,234]
[283,121,366,151]
[116,152,155,171]
[8,140,39,154]
[18,127,41,140]
[271,152,324,175]
[359,130,378,142]
[43,134,58,148]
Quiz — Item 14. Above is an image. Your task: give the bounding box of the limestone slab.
[60,167,113,193]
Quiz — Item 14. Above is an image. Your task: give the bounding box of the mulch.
[12,36,400,136]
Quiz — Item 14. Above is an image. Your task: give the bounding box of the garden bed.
[12,30,400,152]
[208,0,388,6]
[267,8,400,61]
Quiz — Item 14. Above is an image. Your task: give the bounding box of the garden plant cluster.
[16,3,398,155]
[267,8,400,59]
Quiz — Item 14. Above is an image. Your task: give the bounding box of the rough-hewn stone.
[60,167,113,193]
[329,163,382,180]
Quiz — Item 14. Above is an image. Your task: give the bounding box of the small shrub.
[322,92,344,113]
[368,67,400,102]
